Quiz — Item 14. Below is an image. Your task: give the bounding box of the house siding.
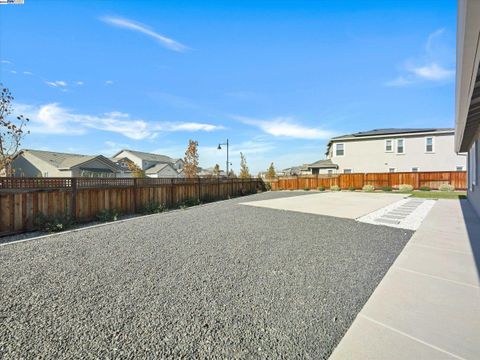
[329,133,466,173]
[467,136,480,217]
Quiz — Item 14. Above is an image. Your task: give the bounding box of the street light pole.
[217,138,230,176]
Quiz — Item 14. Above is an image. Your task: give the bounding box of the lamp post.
[217,139,229,176]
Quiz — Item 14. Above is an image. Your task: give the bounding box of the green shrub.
[35,213,74,233]
[330,185,341,191]
[96,209,120,222]
[381,186,393,192]
[419,186,431,192]
[348,186,356,191]
[180,198,201,209]
[438,183,455,192]
[317,186,325,191]
[362,185,375,192]
[398,184,413,193]
[141,201,166,214]
[304,187,310,191]
[264,182,272,191]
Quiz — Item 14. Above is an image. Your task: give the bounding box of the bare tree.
[0,86,29,176]
[213,163,221,177]
[183,139,199,178]
[239,152,250,178]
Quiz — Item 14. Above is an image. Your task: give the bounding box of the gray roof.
[308,159,338,169]
[145,163,173,174]
[113,149,181,164]
[332,128,453,140]
[21,149,109,170]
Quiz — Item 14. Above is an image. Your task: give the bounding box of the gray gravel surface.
[0,191,413,359]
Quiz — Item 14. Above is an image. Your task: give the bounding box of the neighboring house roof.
[17,149,120,171]
[308,159,338,169]
[145,163,175,174]
[112,149,182,164]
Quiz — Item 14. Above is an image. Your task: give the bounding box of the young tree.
[266,162,276,179]
[0,86,29,176]
[183,139,199,178]
[228,169,237,178]
[213,163,221,177]
[127,161,146,178]
[239,152,250,178]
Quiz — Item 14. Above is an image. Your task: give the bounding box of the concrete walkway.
[330,199,480,360]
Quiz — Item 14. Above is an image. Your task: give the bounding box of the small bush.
[330,185,341,191]
[381,186,393,192]
[419,186,431,192]
[362,185,375,192]
[264,182,272,191]
[96,209,120,222]
[141,201,166,214]
[317,186,325,191]
[398,184,413,193]
[304,187,310,191]
[348,186,356,192]
[180,198,201,209]
[35,213,74,233]
[438,183,455,192]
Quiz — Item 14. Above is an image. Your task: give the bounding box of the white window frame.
[335,143,345,157]
[425,137,434,153]
[343,169,352,174]
[327,169,333,175]
[456,166,464,172]
[411,167,419,172]
[385,139,393,152]
[396,138,405,154]
[389,168,395,173]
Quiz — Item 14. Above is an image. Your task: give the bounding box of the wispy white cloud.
[1,59,12,64]
[76,81,84,86]
[386,29,454,87]
[16,103,224,140]
[45,80,68,88]
[23,71,33,75]
[234,115,334,140]
[10,70,17,74]
[105,80,114,85]
[100,16,188,52]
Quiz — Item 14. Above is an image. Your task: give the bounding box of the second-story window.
[335,143,344,156]
[425,137,434,153]
[385,139,393,152]
[397,139,405,154]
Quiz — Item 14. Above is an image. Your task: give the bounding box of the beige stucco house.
[10,149,123,178]
[456,0,480,216]
[321,128,466,174]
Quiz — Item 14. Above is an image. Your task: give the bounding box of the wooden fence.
[267,171,467,191]
[0,177,264,236]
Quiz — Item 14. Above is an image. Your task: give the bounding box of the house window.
[343,169,352,174]
[43,172,48,177]
[456,166,464,172]
[327,169,333,175]
[425,137,434,153]
[396,139,405,154]
[385,139,393,152]
[335,143,345,156]
[412,167,419,172]
[389,168,395,173]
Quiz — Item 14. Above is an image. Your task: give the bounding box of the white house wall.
[329,133,466,173]
[12,153,63,177]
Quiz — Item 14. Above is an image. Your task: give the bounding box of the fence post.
[133,178,138,213]
[198,177,201,201]
[170,178,174,207]
[218,177,220,199]
[296,175,299,190]
[71,178,77,221]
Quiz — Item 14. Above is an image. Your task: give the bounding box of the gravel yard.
[0,191,412,359]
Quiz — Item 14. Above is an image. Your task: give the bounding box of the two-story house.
[112,149,184,178]
[317,128,466,174]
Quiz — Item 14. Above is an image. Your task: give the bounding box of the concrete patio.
[330,199,480,360]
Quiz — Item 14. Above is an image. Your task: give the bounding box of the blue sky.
[0,0,456,173]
